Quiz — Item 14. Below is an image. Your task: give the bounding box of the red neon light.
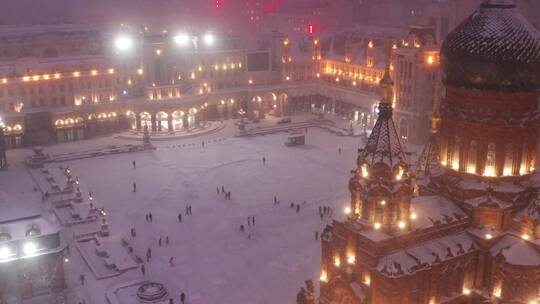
[308,24,314,35]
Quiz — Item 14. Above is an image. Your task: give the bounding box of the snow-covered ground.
[2,115,366,304]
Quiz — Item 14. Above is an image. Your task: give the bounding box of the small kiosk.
[285,131,305,147]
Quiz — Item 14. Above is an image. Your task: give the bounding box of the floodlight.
[174,33,190,46]
[23,242,38,255]
[114,35,134,52]
[203,33,215,46]
[0,246,12,259]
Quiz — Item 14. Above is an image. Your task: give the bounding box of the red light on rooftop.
[308,23,314,35]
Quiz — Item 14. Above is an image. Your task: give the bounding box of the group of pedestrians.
[217,186,232,200]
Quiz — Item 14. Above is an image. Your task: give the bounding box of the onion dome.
[441,0,540,91]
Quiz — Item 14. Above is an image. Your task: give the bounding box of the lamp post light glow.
[114,35,134,52]
[203,33,215,46]
[344,207,351,215]
[174,33,191,46]
[0,246,12,260]
[23,242,38,255]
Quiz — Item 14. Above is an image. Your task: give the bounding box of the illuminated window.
[467,140,477,174]
[452,137,460,170]
[503,144,513,176]
[520,143,529,175]
[485,143,496,176]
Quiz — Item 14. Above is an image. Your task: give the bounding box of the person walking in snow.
[262,156,266,165]
[252,216,255,226]
[165,236,169,245]
[296,205,300,213]
[202,141,205,148]
[146,248,152,262]
[79,274,85,285]
[178,213,182,223]
[149,213,153,222]
[169,257,175,267]
[141,264,146,275]
[133,160,136,169]
[159,237,162,247]
[131,228,136,238]
[221,186,225,193]
[217,187,220,195]
[133,182,137,193]
[180,292,186,304]
[315,231,319,241]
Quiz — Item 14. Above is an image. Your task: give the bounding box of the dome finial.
[379,45,394,104]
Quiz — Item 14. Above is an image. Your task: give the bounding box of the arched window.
[520,143,529,175]
[503,144,513,176]
[452,137,461,170]
[467,140,478,174]
[485,143,496,176]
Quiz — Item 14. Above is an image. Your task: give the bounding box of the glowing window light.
[462,287,471,295]
[380,200,386,206]
[427,55,435,65]
[522,233,531,240]
[374,222,381,230]
[344,207,351,215]
[91,70,98,76]
[137,68,144,75]
[43,74,50,80]
[410,212,417,220]
[467,165,476,174]
[54,73,61,79]
[486,234,492,239]
[320,270,328,282]
[1,78,7,84]
[368,41,374,49]
[452,160,459,170]
[248,79,253,85]
[316,73,320,78]
[32,75,40,81]
[363,273,371,286]
[398,221,406,229]
[155,49,162,55]
[503,167,512,176]
[22,76,30,82]
[361,164,369,178]
[73,71,80,77]
[23,242,38,255]
[347,254,355,265]
[108,68,115,74]
[333,256,340,267]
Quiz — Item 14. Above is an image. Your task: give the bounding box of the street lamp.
[203,33,215,46]
[114,35,134,52]
[174,33,190,46]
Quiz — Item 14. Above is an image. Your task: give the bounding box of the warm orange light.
[347,254,355,265]
[368,41,373,49]
[73,71,80,77]
[43,74,50,80]
[54,73,61,79]
[22,76,30,82]
[320,270,328,282]
[91,70,98,76]
[334,256,341,267]
[108,68,115,74]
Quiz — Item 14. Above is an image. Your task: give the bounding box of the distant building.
[392,25,440,145]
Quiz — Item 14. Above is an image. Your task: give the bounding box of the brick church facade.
[314,1,540,303]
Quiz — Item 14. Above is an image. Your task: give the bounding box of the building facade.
[317,1,540,303]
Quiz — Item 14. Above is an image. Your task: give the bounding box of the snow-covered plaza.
[1,115,366,304]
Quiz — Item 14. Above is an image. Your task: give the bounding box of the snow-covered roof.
[491,235,540,266]
[410,195,467,229]
[377,232,476,277]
